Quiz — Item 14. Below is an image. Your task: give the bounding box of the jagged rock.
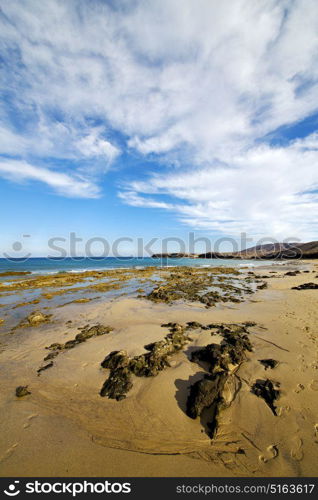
[100,324,191,399]
[251,379,280,415]
[15,385,31,397]
[292,282,318,290]
[45,324,113,358]
[259,359,278,370]
[101,350,130,370]
[190,328,252,372]
[100,367,133,401]
[75,324,113,342]
[186,322,254,437]
[186,373,226,420]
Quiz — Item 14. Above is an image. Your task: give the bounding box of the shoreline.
[0,256,303,278]
[0,261,317,477]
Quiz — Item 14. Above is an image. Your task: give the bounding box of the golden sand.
[0,262,317,477]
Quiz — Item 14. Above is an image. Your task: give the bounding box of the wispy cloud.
[121,134,318,239]
[0,158,100,198]
[0,0,318,236]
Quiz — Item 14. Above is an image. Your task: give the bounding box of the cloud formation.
[0,158,100,198]
[121,134,318,239]
[0,0,318,236]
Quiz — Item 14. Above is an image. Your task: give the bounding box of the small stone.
[259,359,279,370]
[15,385,31,397]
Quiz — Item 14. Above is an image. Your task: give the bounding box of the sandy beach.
[0,261,317,477]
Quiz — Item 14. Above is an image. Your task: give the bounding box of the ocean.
[0,256,276,275]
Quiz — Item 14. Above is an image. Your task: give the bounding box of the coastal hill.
[152,241,318,260]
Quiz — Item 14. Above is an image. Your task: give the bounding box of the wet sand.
[0,261,317,477]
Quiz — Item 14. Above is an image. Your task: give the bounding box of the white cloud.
[0,0,318,235]
[0,158,100,198]
[121,134,318,239]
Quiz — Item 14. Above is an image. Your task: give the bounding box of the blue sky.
[0,0,318,256]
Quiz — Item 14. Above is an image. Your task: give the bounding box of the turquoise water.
[0,256,276,275]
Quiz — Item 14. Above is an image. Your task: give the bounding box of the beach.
[0,260,317,477]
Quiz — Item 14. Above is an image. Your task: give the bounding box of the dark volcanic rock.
[101,350,130,370]
[186,322,254,437]
[100,323,191,400]
[292,282,318,290]
[190,327,253,372]
[46,324,113,352]
[37,361,54,374]
[285,271,300,276]
[15,385,31,397]
[41,324,114,372]
[43,351,59,361]
[259,359,278,370]
[251,379,280,415]
[186,373,226,420]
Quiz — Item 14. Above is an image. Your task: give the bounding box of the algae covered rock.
[38,323,114,373]
[100,367,133,401]
[27,310,52,326]
[101,350,130,370]
[46,324,113,352]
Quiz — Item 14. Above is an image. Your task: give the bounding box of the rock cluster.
[145,268,253,307]
[186,323,254,436]
[37,324,113,373]
[100,323,192,400]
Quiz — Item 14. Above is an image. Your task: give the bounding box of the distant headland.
[152,241,318,260]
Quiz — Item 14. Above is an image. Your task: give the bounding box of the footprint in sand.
[0,443,18,462]
[277,405,291,417]
[23,413,39,429]
[290,437,304,461]
[294,384,305,393]
[259,445,279,463]
[309,380,318,391]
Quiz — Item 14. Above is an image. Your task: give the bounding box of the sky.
[0,0,318,257]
